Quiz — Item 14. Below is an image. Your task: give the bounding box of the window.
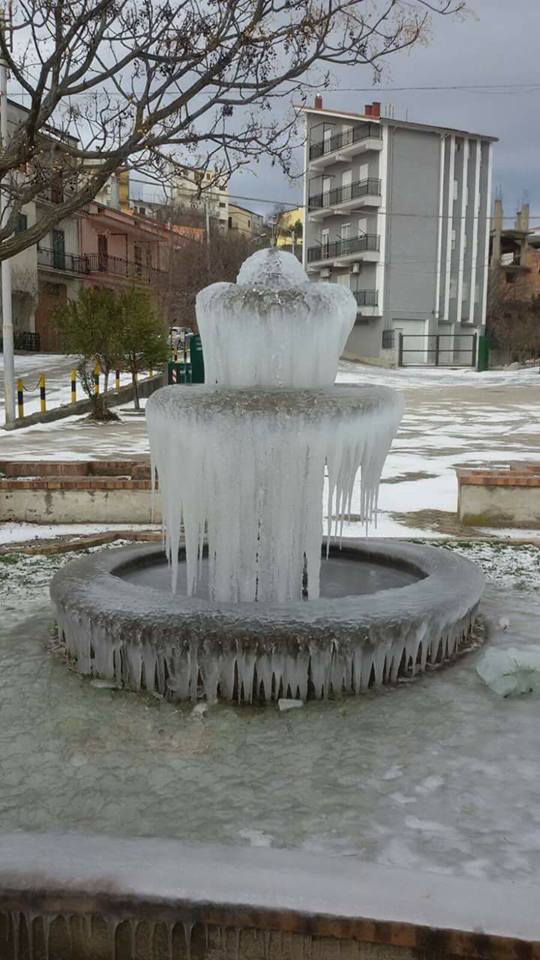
[248,219,251,228]
[449,278,457,299]
[219,202,226,208]
[15,213,27,234]
[341,223,351,241]
[357,217,368,236]
[321,228,329,255]
[359,163,369,182]
[451,229,457,251]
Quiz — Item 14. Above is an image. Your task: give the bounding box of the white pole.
[0,28,15,425]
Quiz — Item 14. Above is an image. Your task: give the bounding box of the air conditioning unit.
[351,262,362,274]
[320,267,332,279]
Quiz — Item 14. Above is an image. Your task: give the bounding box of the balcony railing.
[309,178,381,211]
[86,253,164,281]
[309,123,382,161]
[307,234,380,263]
[37,247,165,281]
[353,289,378,307]
[38,247,90,274]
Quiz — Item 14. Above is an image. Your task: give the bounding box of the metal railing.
[398,332,478,368]
[309,123,382,161]
[37,246,90,274]
[353,289,378,307]
[307,234,380,263]
[0,331,41,352]
[37,247,165,281]
[309,178,381,211]
[86,253,165,281]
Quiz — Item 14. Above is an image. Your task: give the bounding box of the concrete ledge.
[457,464,540,527]
[2,372,166,431]
[0,833,538,960]
[0,457,159,523]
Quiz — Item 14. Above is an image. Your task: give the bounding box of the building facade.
[303,98,496,365]
[228,203,265,238]
[275,207,304,259]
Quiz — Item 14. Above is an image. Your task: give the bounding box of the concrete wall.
[0,487,159,524]
[458,483,540,527]
[457,466,540,527]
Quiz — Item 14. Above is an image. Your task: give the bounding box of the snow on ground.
[0,352,146,425]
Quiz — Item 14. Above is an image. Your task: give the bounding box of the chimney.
[314,95,323,110]
[371,101,381,118]
[365,104,373,116]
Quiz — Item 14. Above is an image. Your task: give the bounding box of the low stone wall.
[0,458,160,524]
[457,464,540,528]
[0,834,537,960]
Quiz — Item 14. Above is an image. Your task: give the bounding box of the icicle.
[10,913,19,960]
[183,921,194,960]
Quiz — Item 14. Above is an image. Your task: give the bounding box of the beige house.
[228,203,265,238]
[275,207,304,257]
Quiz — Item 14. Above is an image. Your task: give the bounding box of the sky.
[229,0,540,224]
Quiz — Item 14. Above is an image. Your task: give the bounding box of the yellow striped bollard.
[39,373,46,413]
[115,369,121,391]
[70,369,77,404]
[93,364,100,396]
[16,378,24,419]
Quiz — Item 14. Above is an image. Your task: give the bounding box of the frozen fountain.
[51,249,485,702]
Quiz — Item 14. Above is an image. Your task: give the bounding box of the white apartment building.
[303,97,496,365]
[171,168,229,230]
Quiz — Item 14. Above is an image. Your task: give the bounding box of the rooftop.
[302,103,498,143]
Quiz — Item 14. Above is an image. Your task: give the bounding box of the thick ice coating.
[147,386,403,603]
[196,248,356,387]
[147,248,403,604]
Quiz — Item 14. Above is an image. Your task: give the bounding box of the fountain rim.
[50,538,484,628]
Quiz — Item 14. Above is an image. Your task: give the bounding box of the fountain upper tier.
[196,248,357,387]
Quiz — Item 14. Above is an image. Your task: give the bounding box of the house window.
[15,213,27,234]
[451,229,456,251]
[219,202,226,208]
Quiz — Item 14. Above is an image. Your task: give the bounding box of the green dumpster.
[190,334,205,383]
[167,361,193,385]
[477,335,490,372]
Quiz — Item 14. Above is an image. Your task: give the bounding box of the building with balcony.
[303,97,496,364]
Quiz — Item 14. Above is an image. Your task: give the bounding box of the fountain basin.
[51,540,484,703]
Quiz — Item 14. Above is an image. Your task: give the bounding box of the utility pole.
[205,200,211,271]
[0,5,15,425]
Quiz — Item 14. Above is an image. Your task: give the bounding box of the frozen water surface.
[1,544,540,884]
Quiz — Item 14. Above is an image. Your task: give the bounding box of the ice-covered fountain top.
[146,248,403,604]
[196,247,357,387]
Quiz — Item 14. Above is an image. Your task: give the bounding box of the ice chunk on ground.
[476,646,540,697]
[278,698,304,712]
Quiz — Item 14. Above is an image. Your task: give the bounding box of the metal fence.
[397,333,477,367]
[309,123,382,161]
[0,331,41,352]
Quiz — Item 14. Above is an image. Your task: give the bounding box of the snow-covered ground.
[1,358,539,545]
[0,352,145,425]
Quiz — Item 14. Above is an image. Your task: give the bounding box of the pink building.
[80,202,202,291]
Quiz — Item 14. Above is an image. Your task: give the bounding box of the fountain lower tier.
[51,540,485,704]
[146,384,403,603]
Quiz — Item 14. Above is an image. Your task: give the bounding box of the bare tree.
[487,267,540,364]
[0,0,462,261]
[156,226,265,329]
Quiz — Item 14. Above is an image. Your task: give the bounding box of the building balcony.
[307,234,380,267]
[37,246,90,275]
[37,247,166,283]
[309,124,383,168]
[86,253,165,282]
[353,289,380,317]
[308,178,382,219]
